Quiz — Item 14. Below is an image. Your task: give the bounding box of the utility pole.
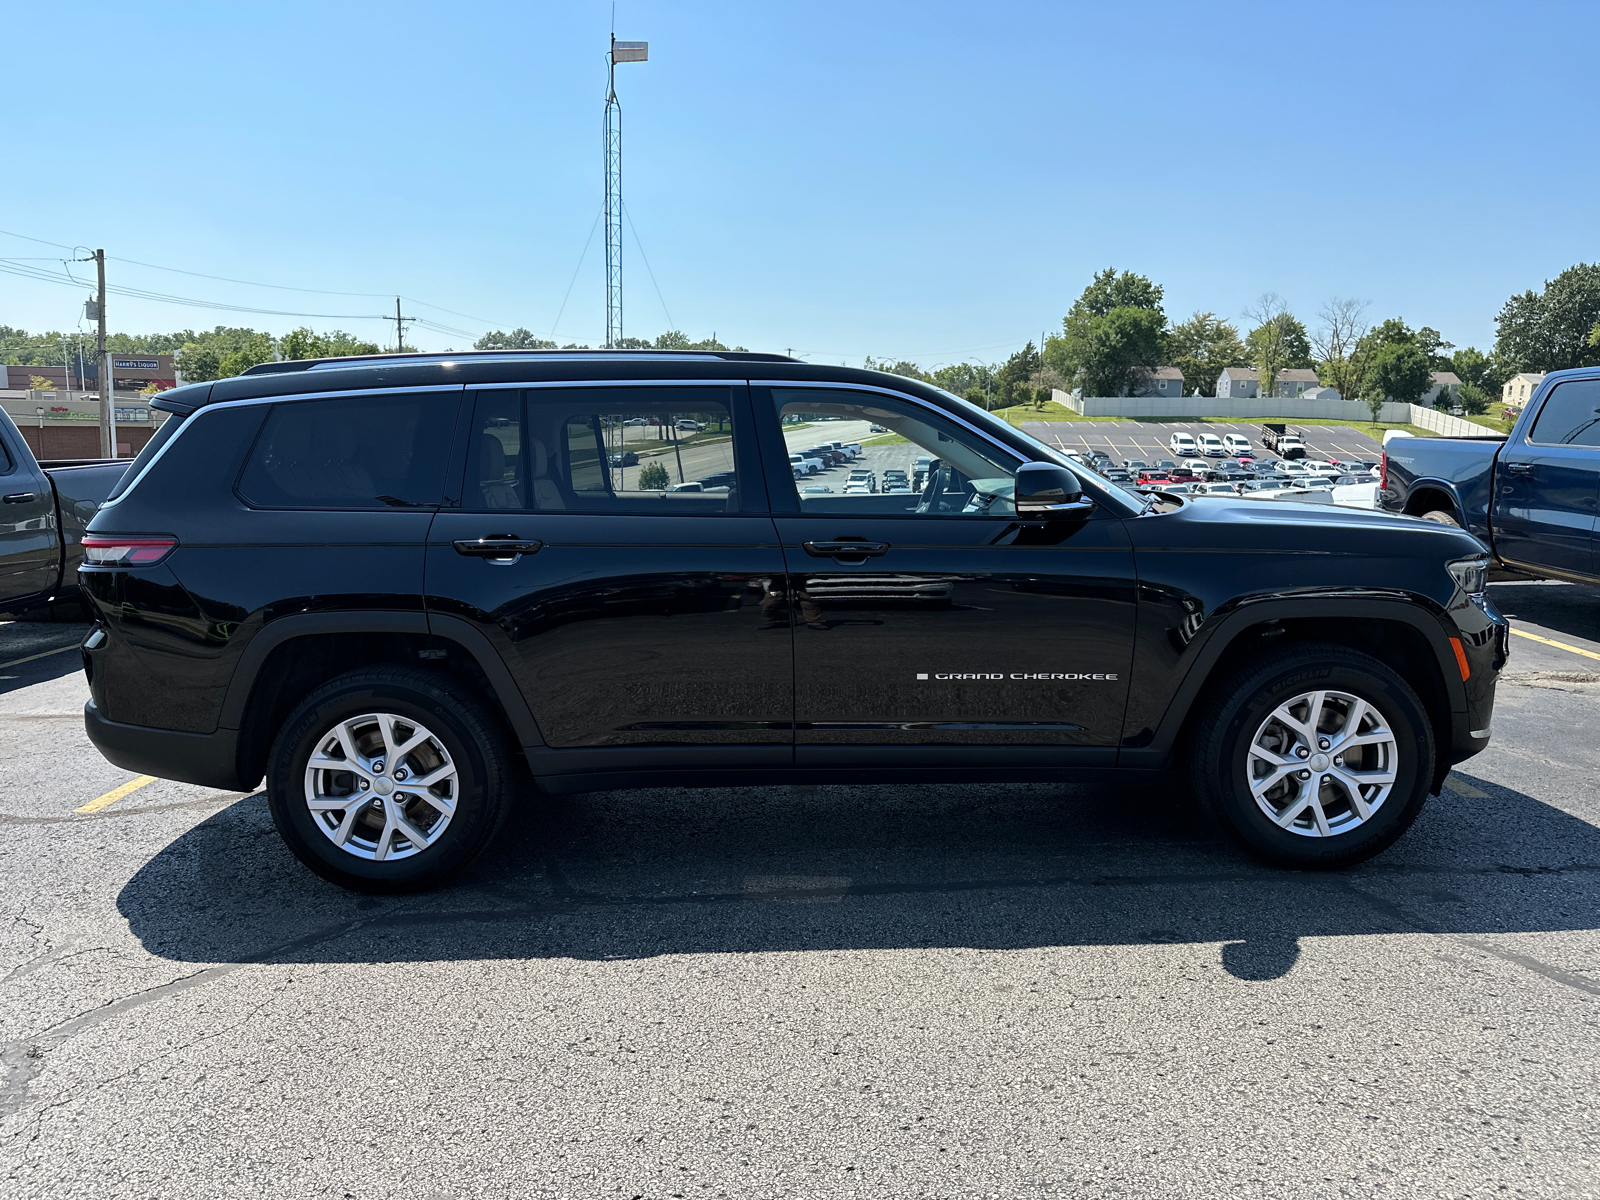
[391,297,415,353]
[604,32,647,349]
[94,249,113,458]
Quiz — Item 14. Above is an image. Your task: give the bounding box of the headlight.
[1447,555,1489,597]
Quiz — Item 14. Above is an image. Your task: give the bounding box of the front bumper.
[1443,593,1509,768]
[84,700,252,792]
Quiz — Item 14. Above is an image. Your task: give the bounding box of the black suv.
[80,351,1507,891]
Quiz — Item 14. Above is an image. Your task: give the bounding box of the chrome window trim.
[754,379,1027,464]
[470,378,740,392]
[98,384,466,509]
[96,418,188,510]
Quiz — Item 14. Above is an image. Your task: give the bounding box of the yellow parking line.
[1448,775,1488,798]
[0,644,78,671]
[1510,628,1600,663]
[76,775,157,813]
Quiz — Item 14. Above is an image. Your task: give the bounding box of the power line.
[622,202,674,332]
[550,210,604,341]
[0,226,516,330]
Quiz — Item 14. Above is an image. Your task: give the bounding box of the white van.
[1198,433,1227,457]
[1222,433,1252,456]
[1168,432,1198,456]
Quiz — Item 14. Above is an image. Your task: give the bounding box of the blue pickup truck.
[1380,367,1598,584]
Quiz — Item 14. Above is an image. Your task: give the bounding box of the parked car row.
[788,439,864,478]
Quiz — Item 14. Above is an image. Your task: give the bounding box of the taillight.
[81,535,178,566]
[1380,452,1389,493]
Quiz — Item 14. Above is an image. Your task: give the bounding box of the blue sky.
[4,0,1596,368]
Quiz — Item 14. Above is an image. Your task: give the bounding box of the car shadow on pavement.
[1489,581,1600,650]
[0,641,86,696]
[117,771,1600,983]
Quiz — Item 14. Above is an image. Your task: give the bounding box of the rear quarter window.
[237,391,459,509]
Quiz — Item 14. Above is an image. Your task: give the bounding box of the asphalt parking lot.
[3,583,1599,1198]
[1021,421,1384,466]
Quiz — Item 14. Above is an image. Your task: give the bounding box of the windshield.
[927,385,1146,513]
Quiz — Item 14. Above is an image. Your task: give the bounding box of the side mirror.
[1014,461,1094,520]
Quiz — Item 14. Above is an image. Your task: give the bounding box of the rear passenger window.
[1528,380,1600,447]
[462,387,742,514]
[238,391,458,509]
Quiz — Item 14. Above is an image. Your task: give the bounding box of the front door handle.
[453,536,543,559]
[1504,462,1535,476]
[802,540,890,558]
[2,492,37,504]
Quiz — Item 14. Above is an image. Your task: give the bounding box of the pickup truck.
[1380,366,1599,584]
[1261,424,1308,459]
[0,408,131,615]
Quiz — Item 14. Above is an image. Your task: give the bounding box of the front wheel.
[1191,645,1435,869]
[266,667,515,892]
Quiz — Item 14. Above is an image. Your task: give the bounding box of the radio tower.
[604,32,647,349]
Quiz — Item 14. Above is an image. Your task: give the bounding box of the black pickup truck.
[1380,366,1598,584]
[0,408,131,615]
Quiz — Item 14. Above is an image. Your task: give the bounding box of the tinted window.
[238,391,457,509]
[102,414,184,501]
[1528,379,1600,447]
[773,389,1021,516]
[463,387,741,514]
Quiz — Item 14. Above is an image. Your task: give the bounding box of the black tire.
[266,667,515,892]
[1190,644,1434,869]
[1420,509,1460,527]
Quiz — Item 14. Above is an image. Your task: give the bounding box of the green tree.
[175,340,224,382]
[280,327,380,361]
[1415,326,1455,370]
[217,333,277,378]
[1244,295,1312,398]
[28,375,54,390]
[1495,263,1600,371]
[862,357,928,380]
[1362,341,1433,418]
[996,342,1043,406]
[1167,312,1245,397]
[474,328,556,350]
[1456,382,1492,415]
[637,462,670,490]
[1045,268,1167,397]
[1450,346,1511,406]
[1312,297,1374,403]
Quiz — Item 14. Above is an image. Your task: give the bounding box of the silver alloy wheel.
[303,712,458,861]
[1246,689,1398,838]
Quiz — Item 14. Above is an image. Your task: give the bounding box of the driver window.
[772,389,1020,516]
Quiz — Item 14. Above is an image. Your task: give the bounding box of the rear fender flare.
[220,610,545,748]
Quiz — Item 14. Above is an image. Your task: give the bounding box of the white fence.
[1051,390,1493,436]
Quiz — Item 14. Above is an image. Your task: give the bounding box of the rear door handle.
[3,493,37,504]
[453,536,543,558]
[1504,462,1534,476]
[802,540,890,558]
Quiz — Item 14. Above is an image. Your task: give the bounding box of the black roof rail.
[240,349,798,376]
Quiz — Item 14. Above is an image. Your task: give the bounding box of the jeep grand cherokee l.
[80,350,1507,891]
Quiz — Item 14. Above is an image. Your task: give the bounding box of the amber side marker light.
[1449,637,1471,681]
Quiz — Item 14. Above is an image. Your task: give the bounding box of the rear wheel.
[1191,645,1434,869]
[266,667,514,892]
[1420,509,1460,527]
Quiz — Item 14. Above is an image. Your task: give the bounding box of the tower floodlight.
[604,35,647,348]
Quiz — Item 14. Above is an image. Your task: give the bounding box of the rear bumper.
[83,700,253,792]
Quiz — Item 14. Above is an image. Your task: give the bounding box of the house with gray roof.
[1216,367,1322,399]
